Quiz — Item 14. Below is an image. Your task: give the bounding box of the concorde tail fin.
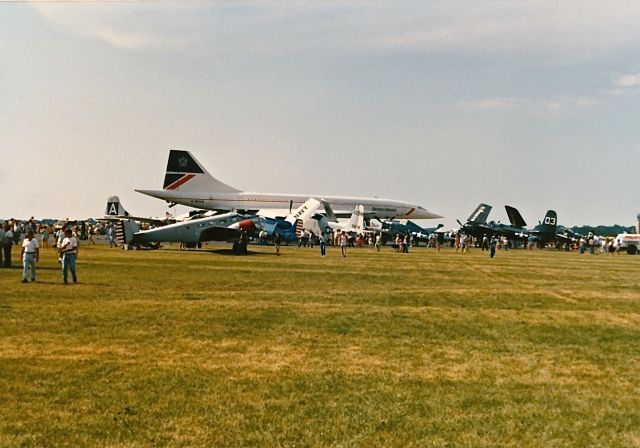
[162,150,241,193]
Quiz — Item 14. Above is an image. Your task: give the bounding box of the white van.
[615,233,640,255]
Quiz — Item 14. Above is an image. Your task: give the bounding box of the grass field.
[1,242,639,447]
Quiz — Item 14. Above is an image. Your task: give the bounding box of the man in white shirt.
[21,231,40,283]
[59,229,79,284]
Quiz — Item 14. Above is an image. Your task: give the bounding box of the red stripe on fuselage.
[166,174,195,190]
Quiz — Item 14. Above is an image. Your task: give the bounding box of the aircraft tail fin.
[312,213,330,233]
[505,205,527,227]
[538,210,557,236]
[345,205,365,232]
[285,198,322,225]
[321,199,338,222]
[115,219,140,246]
[466,203,492,224]
[106,196,129,218]
[404,220,425,234]
[163,150,240,193]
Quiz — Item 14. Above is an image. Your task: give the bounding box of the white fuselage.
[133,212,242,244]
[136,189,441,220]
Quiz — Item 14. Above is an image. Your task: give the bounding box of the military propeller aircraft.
[113,197,321,249]
[456,203,494,238]
[459,203,560,245]
[506,209,577,247]
[374,219,443,242]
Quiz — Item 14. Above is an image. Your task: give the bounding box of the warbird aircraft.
[115,197,322,248]
[136,150,441,220]
[460,204,559,244]
[506,208,574,247]
[375,219,443,240]
[457,203,528,240]
[456,203,494,238]
[230,197,323,243]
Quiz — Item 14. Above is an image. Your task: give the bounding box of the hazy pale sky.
[1,1,639,228]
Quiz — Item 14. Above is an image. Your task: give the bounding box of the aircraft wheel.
[627,245,637,255]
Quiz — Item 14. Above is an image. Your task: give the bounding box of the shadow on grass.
[205,248,274,257]
[13,281,113,287]
[159,248,275,257]
[0,265,61,271]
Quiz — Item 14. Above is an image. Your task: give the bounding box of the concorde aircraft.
[136,150,441,220]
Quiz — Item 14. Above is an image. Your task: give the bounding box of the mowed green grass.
[1,243,639,447]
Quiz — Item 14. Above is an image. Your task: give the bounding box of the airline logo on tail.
[163,151,203,190]
[164,174,196,190]
[162,150,240,193]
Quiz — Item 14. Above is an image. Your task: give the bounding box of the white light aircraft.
[136,150,442,220]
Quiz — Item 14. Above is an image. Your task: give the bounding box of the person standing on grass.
[274,232,281,256]
[319,231,327,257]
[59,228,79,284]
[375,233,381,252]
[339,231,348,258]
[107,224,116,248]
[41,225,49,249]
[20,231,39,283]
[0,224,4,267]
[3,224,14,268]
[87,224,96,245]
[489,236,497,258]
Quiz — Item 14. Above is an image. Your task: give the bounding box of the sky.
[1,1,639,228]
